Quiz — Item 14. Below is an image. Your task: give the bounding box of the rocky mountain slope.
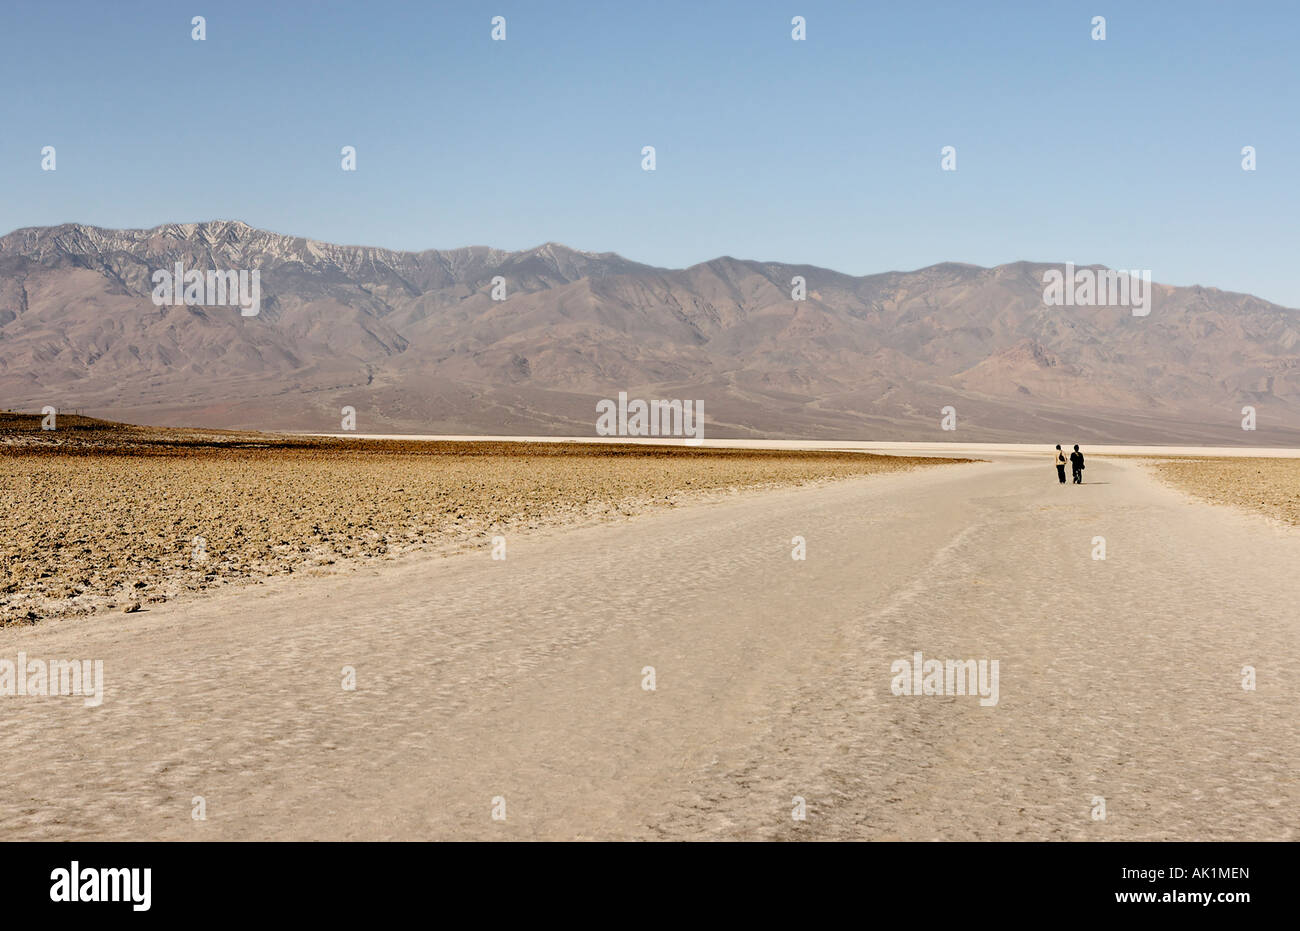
[2,220,1298,444]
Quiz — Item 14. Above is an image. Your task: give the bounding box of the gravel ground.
[1148,457,1300,526]
[1,414,960,626]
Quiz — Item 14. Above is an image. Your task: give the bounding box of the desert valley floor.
[1,439,1296,840]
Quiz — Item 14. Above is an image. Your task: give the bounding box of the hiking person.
[1054,445,1067,484]
[1069,445,1085,484]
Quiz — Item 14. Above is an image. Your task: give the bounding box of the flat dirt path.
[2,454,1296,840]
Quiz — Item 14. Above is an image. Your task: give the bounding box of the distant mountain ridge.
[2,220,1298,444]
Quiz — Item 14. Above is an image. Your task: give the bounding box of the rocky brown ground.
[1149,457,1300,526]
[1,413,961,626]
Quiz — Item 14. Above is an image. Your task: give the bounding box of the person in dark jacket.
[1054,445,1067,484]
[1069,445,1084,484]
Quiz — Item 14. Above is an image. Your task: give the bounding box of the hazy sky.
[3,0,1297,306]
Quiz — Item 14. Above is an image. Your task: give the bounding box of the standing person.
[1054,445,1067,484]
[1069,444,1085,484]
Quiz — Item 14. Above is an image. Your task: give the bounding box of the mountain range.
[2,219,1298,444]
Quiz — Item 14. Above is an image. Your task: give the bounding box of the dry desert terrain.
[1,426,1296,841]
[1148,457,1300,526]
[0,414,953,626]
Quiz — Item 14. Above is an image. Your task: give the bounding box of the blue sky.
[2,0,1297,306]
